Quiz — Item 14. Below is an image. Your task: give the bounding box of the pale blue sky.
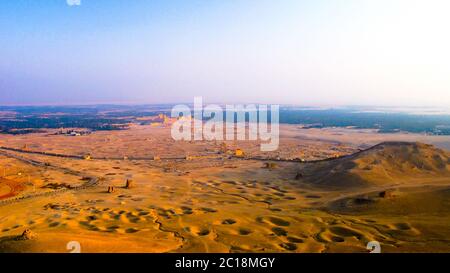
[1,0,449,106]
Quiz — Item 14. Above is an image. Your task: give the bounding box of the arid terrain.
[0,124,449,253]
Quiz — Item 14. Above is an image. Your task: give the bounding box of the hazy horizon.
[1,0,450,106]
[2,103,450,116]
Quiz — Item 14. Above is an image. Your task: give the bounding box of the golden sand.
[0,126,449,253]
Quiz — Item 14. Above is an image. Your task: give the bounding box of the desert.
[1,122,449,253]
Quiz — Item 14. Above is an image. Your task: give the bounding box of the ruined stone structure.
[235,149,244,157]
[125,179,134,189]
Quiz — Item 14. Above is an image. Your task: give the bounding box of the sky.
[0,0,450,106]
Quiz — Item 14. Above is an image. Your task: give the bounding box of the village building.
[235,149,244,157]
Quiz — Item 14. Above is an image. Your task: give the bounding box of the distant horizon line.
[1,103,450,116]
[0,102,449,109]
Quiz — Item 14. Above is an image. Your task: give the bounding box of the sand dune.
[0,127,449,253]
[300,142,449,189]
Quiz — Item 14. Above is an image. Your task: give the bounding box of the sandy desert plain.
[0,123,449,253]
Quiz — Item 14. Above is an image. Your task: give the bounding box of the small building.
[235,149,244,157]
